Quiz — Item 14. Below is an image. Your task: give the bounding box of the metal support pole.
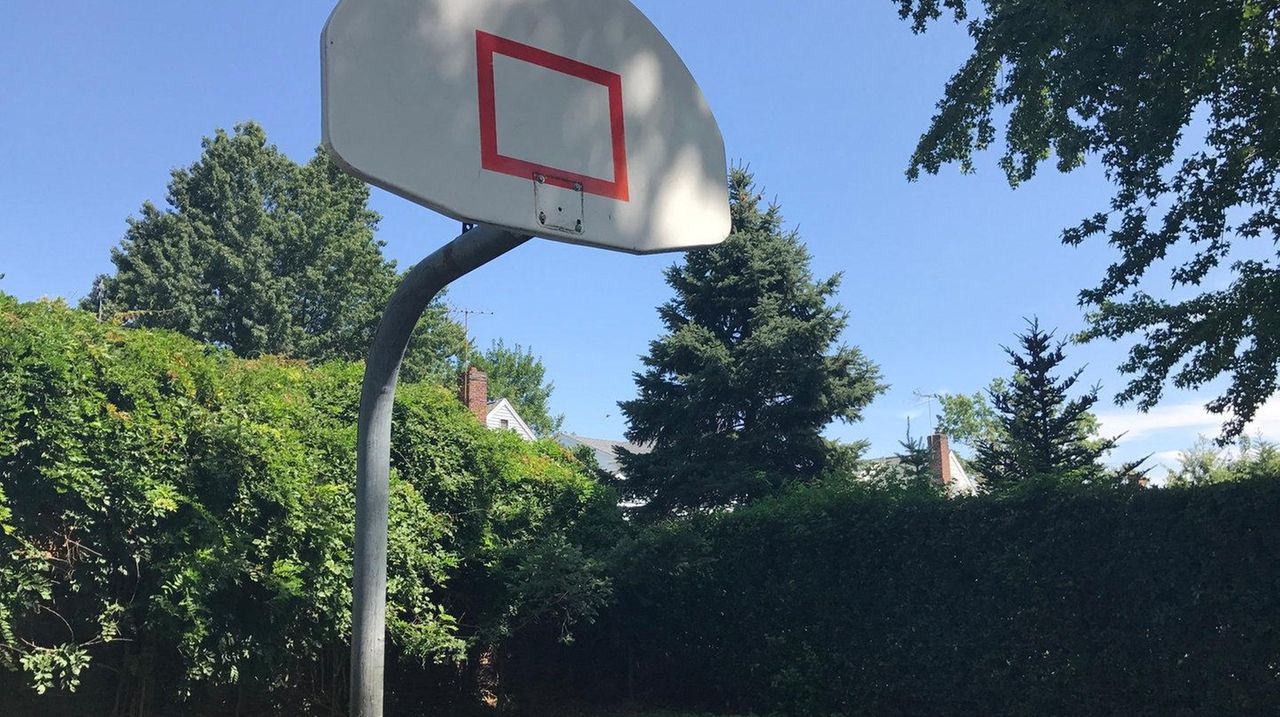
[351,224,530,717]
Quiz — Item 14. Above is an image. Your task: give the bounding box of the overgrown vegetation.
[1167,434,1280,486]
[0,294,618,715]
[5,295,1280,716]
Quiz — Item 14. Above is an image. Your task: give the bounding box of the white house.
[458,366,537,441]
[927,433,980,496]
[863,433,978,496]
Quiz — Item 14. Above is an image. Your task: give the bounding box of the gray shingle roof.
[553,433,650,475]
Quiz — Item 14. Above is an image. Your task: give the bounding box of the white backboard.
[322,0,730,254]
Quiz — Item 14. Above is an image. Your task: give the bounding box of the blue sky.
[2,1,1271,474]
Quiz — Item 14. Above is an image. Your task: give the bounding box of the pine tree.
[895,421,933,489]
[973,319,1122,490]
[617,168,885,515]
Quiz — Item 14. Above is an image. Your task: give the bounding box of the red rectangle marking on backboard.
[475,30,629,202]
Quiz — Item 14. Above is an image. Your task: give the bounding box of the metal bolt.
[573,182,583,192]
[535,174,545,184]
[575,219,583,233]
[538,211,546,225]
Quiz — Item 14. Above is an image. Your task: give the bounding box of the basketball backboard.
[322,0,730,254]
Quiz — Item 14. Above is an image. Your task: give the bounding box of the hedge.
[535,479,1280,716]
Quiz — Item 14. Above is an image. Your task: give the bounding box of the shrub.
[0,295,618,714]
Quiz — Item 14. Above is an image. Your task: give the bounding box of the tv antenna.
[913,390,940,430]
[450,306,493,366]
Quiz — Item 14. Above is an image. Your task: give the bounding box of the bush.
[561,478,1280,716]
[0,295,619,715]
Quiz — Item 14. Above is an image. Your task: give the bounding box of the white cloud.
[1095,397,1280,444]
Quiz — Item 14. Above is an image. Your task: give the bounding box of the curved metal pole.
[351,224,530,717]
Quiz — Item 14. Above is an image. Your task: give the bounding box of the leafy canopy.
[473,339,564,437]
[1167,434,1280,487]
[933,380,1006,450]
[87,121,466,379]
[617,168,885,515]
[896,0,1280,440]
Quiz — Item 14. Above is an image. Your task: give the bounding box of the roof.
[486,398,536,441]
[553,433,650,475]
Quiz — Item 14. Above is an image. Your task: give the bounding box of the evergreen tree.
[895,421,934,488]
[617,168,885,515]
[973,319,1127,490]
[86,122,466,376]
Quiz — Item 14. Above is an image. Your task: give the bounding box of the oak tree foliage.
[896,0,1280,440]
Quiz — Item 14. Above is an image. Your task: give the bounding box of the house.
[553,433,651,478]
[864,433,978,496]
[553,428,974,495]
[457,366,537,441]
[453,368,972,495]
[927,433,979,496]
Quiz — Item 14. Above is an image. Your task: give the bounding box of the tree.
[0,295,616,707]
[972,319,1133,490]
[894,421,935,489]
[1166,436,1230,487]
[399,298,471,385]
[472,339,564,436]
[616,168,886,515]
[86,121,466,377]
[895,0,1280,440]
[934,380,1006,450]
[1167,434,1280,486]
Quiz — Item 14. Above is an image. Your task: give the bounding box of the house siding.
[486,399,536,441]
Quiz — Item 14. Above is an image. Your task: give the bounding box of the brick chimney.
[459,366,488,423]
[927,433,952,486]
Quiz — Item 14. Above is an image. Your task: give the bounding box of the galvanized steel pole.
[351,225,529,717]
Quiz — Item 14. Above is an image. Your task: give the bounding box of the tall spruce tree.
[87,122,466,376]
[973,319,1124,490]
[617,168,885,515]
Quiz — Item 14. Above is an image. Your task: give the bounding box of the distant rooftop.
[554,433,650,476]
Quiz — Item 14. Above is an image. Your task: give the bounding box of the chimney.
[459,366,488,423]
[927,433,952,486]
